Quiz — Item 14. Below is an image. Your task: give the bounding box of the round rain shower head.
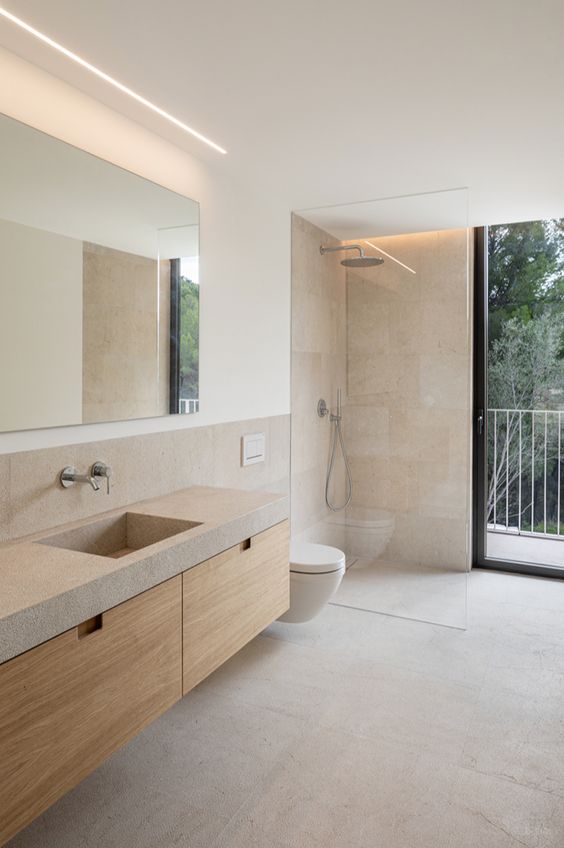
[340,255,384,268]
[320,243,384,269]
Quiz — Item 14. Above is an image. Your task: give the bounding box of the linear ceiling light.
[0,6,227,154]
[364,240,416,274]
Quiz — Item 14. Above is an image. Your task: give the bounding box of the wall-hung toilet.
[278,541,346,623]
[344,506,395,560]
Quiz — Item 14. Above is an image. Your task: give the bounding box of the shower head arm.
[319,244,365,259]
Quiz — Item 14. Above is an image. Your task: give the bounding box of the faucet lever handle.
[91,462,112,495]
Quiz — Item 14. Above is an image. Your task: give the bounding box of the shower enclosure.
[290,189,470,629]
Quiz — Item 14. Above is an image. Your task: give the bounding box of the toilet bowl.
[278,541,346,623]
[344,507,395,559]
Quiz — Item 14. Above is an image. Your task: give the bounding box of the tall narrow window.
[169,257,200,415]
[474,220,564,575]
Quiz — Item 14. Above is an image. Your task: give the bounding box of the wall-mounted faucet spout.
[60,466,100,491]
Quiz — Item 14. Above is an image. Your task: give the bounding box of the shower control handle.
[317,399,329,418]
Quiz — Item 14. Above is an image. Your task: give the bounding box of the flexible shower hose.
[325,415,353,511]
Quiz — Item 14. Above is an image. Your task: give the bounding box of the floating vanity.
[0,486,289,845]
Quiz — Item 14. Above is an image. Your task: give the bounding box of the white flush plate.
[242,432,265,466]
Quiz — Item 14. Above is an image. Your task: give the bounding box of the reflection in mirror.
[158,227,200,415]
[0,113,199,433]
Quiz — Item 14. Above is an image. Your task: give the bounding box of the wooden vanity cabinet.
[182,519,290,694]
[0,575,183,847]
[0,519,290,845]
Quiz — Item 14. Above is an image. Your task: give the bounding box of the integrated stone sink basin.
[37,512,202,559]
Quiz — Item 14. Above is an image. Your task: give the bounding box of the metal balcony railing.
[179,398,199,414]
[488,408,563,539]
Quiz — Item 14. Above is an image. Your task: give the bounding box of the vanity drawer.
[0,576,182,846]
[182,519,290,694]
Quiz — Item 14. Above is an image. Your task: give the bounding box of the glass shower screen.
[292,188,470,629]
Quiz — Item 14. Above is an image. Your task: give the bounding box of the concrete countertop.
[0,486,289,664]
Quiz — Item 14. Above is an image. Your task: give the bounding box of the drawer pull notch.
[77,614,103,639]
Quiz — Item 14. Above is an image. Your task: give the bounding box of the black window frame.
[168,257,181,415]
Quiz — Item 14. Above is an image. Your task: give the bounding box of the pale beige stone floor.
[8,568,564,848]
[332,558,468,629]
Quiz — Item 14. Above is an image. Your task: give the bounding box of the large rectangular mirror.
[0,113,199,433]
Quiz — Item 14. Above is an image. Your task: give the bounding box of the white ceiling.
[0,0,563,234]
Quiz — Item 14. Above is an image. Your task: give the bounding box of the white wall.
[0,218,83,431]
[0,47,291,453]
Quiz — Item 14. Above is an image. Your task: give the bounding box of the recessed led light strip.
[364,240,416,274]
[0,6,227,155]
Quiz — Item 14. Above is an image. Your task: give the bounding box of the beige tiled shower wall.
[291,214,347,543]
[0,415,289,543]
[346,229,472,571]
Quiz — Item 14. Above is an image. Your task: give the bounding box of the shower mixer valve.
[317,399,329,418]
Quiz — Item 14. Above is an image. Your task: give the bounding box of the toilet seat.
[290,541,346,574]
[279,541,346,623]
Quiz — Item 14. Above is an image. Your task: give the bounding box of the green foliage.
[488,314,564,411]
[488,219,564,411]
[487,219,564,529]
[488,219,564,345]
[533,521,559,535]
[179,277,199,399]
